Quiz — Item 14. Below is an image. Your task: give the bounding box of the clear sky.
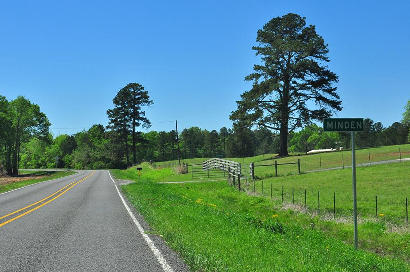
[1,0,409,136]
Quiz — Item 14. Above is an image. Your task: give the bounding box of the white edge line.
[0,171,81,196]
[107,171,174,272]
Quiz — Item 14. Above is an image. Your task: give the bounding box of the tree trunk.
[123,127,129,167]
[279,122,289,157]
[12,151,18,176]
[125,141,129,166]
[132,119,136,165]
[5,145,12,176]
[279,75,290,157]
[12,134,20,176]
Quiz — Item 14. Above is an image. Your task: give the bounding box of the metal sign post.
[351,131,358,249]
[324,118,363,250]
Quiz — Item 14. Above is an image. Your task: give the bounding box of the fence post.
[207,168,210,178]
[281,185,284,203]
[298,159,301,174]
[253,179,256,193]
[270,182,273,199]
[376,195,378,217]
[275,160,278,177]
[250,162,255,180]
[227,166,230,184]
[304,189,307,207]
[333,192,336,219]
[238,174,241,191]
[319,157,321,168]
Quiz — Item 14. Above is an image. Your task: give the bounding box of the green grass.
[230,144,410,179]
[0,170,76,193]
[111,162,226,183]
[153,144,410,179]
[253,161,410,224]
[119,172,409,271]
[114,158,410,271]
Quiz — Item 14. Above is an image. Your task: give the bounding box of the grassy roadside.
[0,170,76,194]
[113,165,409,271]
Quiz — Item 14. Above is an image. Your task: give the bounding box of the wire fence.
[245,180,409,225]
[248,146,410,179]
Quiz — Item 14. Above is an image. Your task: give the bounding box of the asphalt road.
[0,170,188,272]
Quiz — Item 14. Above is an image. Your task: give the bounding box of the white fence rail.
[202,158,242,190]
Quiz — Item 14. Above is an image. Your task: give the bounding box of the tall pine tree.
[107,83,152,166]
[231,13,342,156]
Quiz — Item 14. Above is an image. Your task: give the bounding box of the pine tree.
[107,83,152,166]
[231,13,342,156]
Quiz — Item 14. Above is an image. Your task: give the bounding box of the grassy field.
[153,144,410,179]
[113,162,409,271]
[0,170,76,194]
[252,162,410,225]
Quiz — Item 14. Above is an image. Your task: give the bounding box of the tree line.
[1,97,407,173]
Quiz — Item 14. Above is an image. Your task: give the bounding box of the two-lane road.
[0,170,187,271]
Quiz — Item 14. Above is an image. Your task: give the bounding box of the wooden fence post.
[333,192,336,219]
[376,195,378,217]
[275,160,278,177]
[298,159,301,174]
[227,166,231,184]
[281,185,284,203]
[250,162,255,180]
[304,189,306,207]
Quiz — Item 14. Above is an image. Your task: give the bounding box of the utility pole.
[176,120,181,165]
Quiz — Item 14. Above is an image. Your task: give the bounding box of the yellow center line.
[0,172,94,228]
[0,179,79,220]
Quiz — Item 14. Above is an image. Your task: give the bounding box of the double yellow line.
[0,172,94,228]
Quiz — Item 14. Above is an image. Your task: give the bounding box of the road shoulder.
[108,171,189,272]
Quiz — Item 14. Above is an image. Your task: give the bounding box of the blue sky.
[1,0,409,136]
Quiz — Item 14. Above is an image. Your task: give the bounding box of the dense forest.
[1,93,408,173]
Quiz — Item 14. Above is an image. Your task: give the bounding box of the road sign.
[323,118,364,132]
[323,117,363,249]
